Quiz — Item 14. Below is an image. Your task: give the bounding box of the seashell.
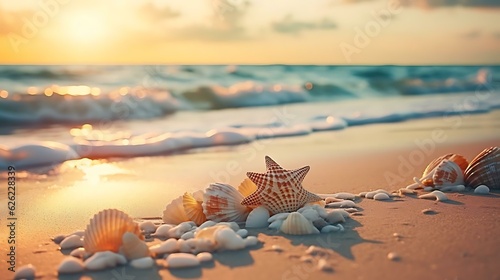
[432,160,464,188]
[474,185,490,194]
[196,252,213,262]
[60,235,83,250]
[245,206,270,228]
[149,238,178,255]
[166,253,200,268]
[183,192,207,226]
[407,154,468,189]
[163,195,189,225]
[130,257,155,269]
[464,147,500,189]
[14,264,36,279]
[238,178,258,197]
[203,183,251,222]
[83,209,143,254]
[418,190,448,202]
[83,251,127,271]
[422,154,468,184]
[120,232,150,260]
[242,156,322,215]
[57,257,84,274]
[244,236,259,247]
[373,193,391,201]
[214,227,246,250]
[324,211,345,224]
[280,212,320,235]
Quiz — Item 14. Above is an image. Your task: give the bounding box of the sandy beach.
[2,110,500,280]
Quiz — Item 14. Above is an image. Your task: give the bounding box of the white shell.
[214,227,246,250]
[152,224,173,238]
[418,190,448,201]
[83,251,127,271]
[196,252,213,262]
[203,183,251,222]
[57,257,84,274]
[130,257,155,269]
[14,264,36,279]
[162,195,189,225]
[373,193,391,201]
[280,212,320,235]
[60,235,83,250]
[120,232,150,260]
[166,253,200,268]
[474,185,490,194]
[83,209,143,254]
[245,206,270,228]
[149,238,178,255]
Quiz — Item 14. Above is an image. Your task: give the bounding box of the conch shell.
[420,154,468,186]
[83,209,143,254]
[202,183,252,222]
[464,147,500,189]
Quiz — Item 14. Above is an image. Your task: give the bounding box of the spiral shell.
[280,212,319,235]
[464,147,500,189]
[83,209,143,254]
[202,183,251,222]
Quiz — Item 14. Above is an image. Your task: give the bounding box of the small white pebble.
[236,229,248,238]
[373,193,391,201]
[474,185,490,194]
[196,252,213,262]
[270,245,283,252]
[387,252,400,261]
[423,186,434,192]
[244,236,259,247]
[69,248,88,259]
[419,190,448,202]
[60,235,83,250]
[139,221,157,234]
[14,264,36,279]
[180,231,195,240]
[57,257,84,274]
[130,257,155,269]
[152,224,174,237]
[166,253,200,268]
[317,259,334,272]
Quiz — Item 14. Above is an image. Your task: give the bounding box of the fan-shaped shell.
[120,232,150,260]
[183,192,207,226]
[238,178,258,197]
[422,154,468,186]
[432,160,464,188]
[163,195,189,225]
[465,147,500,189]
[83,209,143,254]
[202,183,251,222]
[280,212,319,235]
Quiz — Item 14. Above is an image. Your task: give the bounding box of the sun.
[61,11,110,45]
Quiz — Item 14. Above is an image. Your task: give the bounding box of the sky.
[0,0,499,65]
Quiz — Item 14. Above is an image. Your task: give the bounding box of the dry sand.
[1,110,499,280]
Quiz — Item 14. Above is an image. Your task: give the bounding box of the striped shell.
[202,183,251,222]
[464,147,500,189]
[422,154,468,186]
[83,209,143,254]
[432,160,464,188]
[162,195,189,225]
[237,178,257,197]
[280,212,319,235]
[182,191,207,226]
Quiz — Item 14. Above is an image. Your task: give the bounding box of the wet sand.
[1,110,500,280]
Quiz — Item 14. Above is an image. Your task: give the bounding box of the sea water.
[0,65,498,169]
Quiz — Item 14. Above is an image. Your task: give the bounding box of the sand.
[1,110,499,280]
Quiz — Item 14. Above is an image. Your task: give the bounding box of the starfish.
[241,156,322,215]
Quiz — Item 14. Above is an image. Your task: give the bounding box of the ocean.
[0,65,498,169]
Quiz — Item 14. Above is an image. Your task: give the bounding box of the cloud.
[139,2,180,21]
[272,15,337,34]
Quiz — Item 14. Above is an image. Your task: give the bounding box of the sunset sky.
[0,0,499,64]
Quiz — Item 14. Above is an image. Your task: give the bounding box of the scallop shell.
[83,209,143,254]
[432,160,464,188]
[464,147,500,189]
[422,154,468,186]
[120,232,150,260]
[238,178,258,197]
[202,183,252,222]
[183,192,207,226]
[163,195,189,225]
[280,212,320,235]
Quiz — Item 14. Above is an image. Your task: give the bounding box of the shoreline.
[1,111,499,280]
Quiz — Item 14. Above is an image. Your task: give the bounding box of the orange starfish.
[241,156,322,215]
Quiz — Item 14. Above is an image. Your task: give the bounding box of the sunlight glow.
[61,11,110,45]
